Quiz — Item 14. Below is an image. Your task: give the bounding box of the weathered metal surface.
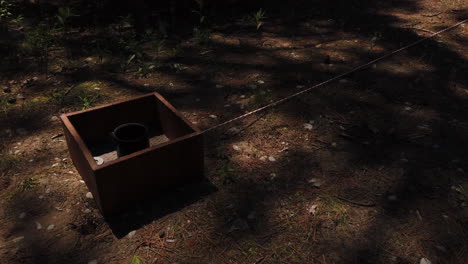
[61,93,204,217]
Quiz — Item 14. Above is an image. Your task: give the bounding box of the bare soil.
[1,1,468,263]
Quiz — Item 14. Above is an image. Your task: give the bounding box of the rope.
[202,18,468,134]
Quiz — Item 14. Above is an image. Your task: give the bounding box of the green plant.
[324,197,348,224]
[23,24,54,73]
[0,0,13,21]
[221,160,235,185]
[136,61,160,78]
[370,31,383,50]
[130,256,146,264]
[252,8,266,31]
[153,39,165,54]
[0,154,18,175]
[248,89,273,110]
[451,185,468,208]
[192,0,206,24]
[56,6,78,28]
[79,92,100,110]
[193,27,210,43]
[19,177,38,190]
[0,98,12,117]
[121,40,147,71]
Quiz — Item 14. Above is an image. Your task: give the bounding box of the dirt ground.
[1,0,468,263]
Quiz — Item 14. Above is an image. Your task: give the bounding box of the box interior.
[67,95,195,163]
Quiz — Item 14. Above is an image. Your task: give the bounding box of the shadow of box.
[60,93,204,217]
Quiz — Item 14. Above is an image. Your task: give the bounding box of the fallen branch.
[335,195,376,207]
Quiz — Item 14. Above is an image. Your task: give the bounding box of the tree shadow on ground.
[2,0,467,263]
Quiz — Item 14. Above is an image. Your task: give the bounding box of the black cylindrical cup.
[111,123,150,157]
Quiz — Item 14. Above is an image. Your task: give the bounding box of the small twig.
[322,254,328,264]
[51,133,63,139]
[335,195,376,207]
[63,85,76,97]
[225,110,270,138]
[421,11,444,17]
[405,27,437,34]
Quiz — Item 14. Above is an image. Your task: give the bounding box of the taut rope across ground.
[202,18,468,134]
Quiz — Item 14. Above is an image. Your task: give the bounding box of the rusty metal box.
[60,93,204,217]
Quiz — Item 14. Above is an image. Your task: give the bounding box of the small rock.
[278,147,288,152]
[240,95,246,99]
[404,106,412,111]
[86,192,93,199]
[79,180,85,184]
[51,163,59,168]
[143,83,149,87]
[270,173,277,180]
[127,230,136,238]
[47,224,55,231]
[232,145,241,151]
[16,94,25,100]
[308,178,323,187]
[215,84,224,89]
[19,212,26,219]
[420,258,432,264]
[209,115,217,119]
[227,127,240,135]
[331,142,337,147]
[259,156,267,161]
[257,80,265,84]
[308,204,318,215]
[247,211,256,220]
[94,157,104,165]
[35,221,42,230]
[166,239,176,243]
[304,123,313,130]
[94,87,100,90]
[45,188,50,194]
[88,260,98,264]
[229,218,249,232]
[12,236,24,243]
[38,195,44,199]
[4,129,12,137]
[32,77,38,81]
[435,245,447,252]
[83,208,91,213]
[50,116,59,121]
[268,156,276,162]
